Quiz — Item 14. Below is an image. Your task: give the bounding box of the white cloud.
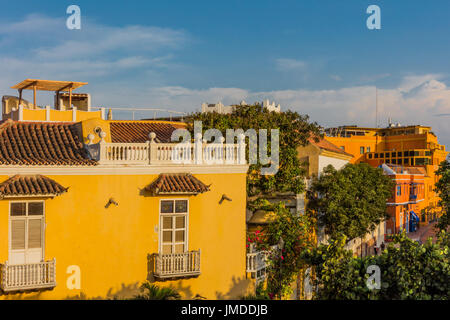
[330,75,342,81]
[398,74,444,91]
[359,73,391,83]
[0,14,188,86]
[275,58,307,71]
[0,13,62,35]
[34,25,186,60]
[93,74,448,148]
[0,15,448,150]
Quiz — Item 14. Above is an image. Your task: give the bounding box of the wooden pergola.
[11,79,88,109]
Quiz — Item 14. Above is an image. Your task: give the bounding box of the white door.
[9,202,44,265]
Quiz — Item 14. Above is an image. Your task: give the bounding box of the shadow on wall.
[0,289,47,300]
[146,253,197,299]
[147,254,251,299]
[64,282,141,300]
[215,276,253,300]
[0,283,141,300]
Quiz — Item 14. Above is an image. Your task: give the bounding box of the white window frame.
[8,200,45,264]
[158,199,189,254]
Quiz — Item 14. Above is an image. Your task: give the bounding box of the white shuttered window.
[159,199,188,254]
[9,201,44,264]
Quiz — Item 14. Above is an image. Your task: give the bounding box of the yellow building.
[0,80,250,300]
[325,124,448,224]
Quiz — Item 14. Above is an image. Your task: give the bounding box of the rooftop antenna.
[375,86,378,153]
[375,86,378,128]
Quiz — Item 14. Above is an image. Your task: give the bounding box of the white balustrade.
[0,259,56,292]
[154,250,201,278]
[99,142,150,164]
[246,245,278,284]
[88,139,245,165]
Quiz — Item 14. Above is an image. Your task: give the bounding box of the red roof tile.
[145,173,210,195]
[0,175,68,198]
[309,136,353,157]
[0,120,96,166]
[110,121,186,143]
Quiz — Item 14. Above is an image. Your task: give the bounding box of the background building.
[381,164,424,237]
[325,123,448,225]
[201,99,281,114]
[0,79,251,299]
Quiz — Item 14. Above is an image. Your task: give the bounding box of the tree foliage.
[307,163,394,240]
[185,104,321,197]
[249,200,316,299]
[133,282,181,300]
[435,160,450,232]
[304,232,450,300]
[301,236,378,300]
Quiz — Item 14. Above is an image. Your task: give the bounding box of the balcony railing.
[246,245,278,284]
[154,250,201,279]
[86,134,246,166]
[0,259,56,292]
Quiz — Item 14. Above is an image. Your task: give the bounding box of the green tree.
[301,236,377,300]
[303,232,450,300]
[435,160,450,231]
[249,200,316,299]
[185,104,321,197]
[307,163,394,241]
[133,282,181,300]
[376,232,449,299]
[185,105,319,299]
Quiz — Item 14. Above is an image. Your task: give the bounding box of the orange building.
[381,164,425,238]
[325,124,448,225]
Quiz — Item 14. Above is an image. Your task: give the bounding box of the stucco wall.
[318,155,349,176]
[0,171,249,300]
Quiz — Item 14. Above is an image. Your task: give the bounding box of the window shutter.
[11,220,26,250]
[28,219,42,249]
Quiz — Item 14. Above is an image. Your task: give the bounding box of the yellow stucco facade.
[0,169,250,300]
[0,104,251,299]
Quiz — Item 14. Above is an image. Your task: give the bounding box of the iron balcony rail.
[0,259,56,292]
[154,250,201,279]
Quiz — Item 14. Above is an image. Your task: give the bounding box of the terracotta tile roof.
[0,119,96,166]
[0,175,68,198]
[309,136,353,157]
[145,173,210,195]
[109,121,186,143]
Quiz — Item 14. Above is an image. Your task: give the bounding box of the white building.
[201,99,281,114]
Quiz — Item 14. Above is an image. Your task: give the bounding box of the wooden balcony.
[154,250,201,279]
[0,259,56,292]
[86,133,246,166]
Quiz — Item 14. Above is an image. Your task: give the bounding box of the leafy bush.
[133,282,181,300]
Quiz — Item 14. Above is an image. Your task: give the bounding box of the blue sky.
[0,0,449,148]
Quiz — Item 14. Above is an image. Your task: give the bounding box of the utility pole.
[375,86,378,128]
[375,86,378,152]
